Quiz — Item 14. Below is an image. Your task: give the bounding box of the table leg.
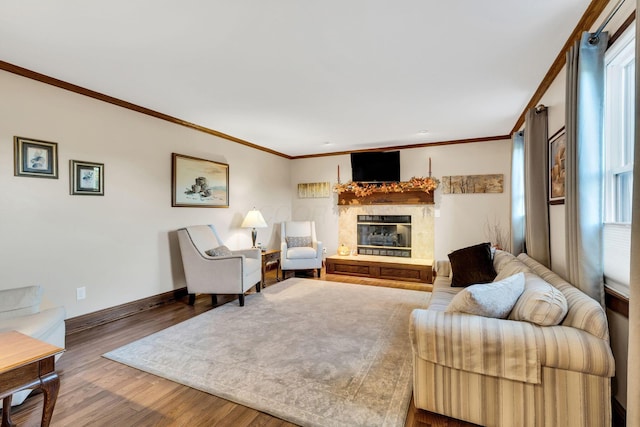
[40,372,60,427]
[2,395,16,427]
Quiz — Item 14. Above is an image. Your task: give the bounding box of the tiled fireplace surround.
[337,205,435,260]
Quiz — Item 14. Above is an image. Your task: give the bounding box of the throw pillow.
[205,245,233,257]
[448,242,497,287]
[446,272,525,318]
[509,273,568,326]
[286,236,312,248]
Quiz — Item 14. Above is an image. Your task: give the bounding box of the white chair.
[280,221,323,280]
[0,285,66,407]
[177,225,262,306]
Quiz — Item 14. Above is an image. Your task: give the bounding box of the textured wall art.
[298,182,331,198]
[441,174,504,194]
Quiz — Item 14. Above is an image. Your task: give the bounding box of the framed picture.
[70,160,104,196]
[14,136,59,179]
[549,127,566,205]
[172,153,229,207]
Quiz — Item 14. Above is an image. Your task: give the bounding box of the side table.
[0,331,64,427]
[261,249,281,287]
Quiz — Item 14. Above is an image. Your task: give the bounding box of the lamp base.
[251,228,258,248]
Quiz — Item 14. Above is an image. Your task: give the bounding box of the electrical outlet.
[322,247,327,254]
[76,287,86,301]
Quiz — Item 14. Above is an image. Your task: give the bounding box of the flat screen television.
[350,151,400,183]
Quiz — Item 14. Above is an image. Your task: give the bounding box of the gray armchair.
[177,225,262,306]
[280,221,323,280]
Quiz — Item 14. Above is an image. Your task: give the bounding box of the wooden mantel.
[337,189,434,206]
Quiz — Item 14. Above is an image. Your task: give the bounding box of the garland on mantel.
[333,176,439,198]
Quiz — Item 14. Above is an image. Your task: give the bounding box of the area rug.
[103,278,430,427]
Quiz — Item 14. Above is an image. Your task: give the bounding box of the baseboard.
[612,396,626,427]
[65,287,188,335]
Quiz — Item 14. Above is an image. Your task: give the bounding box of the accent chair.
[177,225,262,306]
[280,221,323,280]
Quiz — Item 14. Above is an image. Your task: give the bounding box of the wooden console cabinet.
[325,255,432,284]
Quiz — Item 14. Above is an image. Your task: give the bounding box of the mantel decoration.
[333,176,439,197]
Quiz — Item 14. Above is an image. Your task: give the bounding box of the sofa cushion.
[446,272,525,318]
[493,257,532,282]
[448,242,497,287]
[205,245,233,257]
[0,286,43,320]
[286,236,312,248]
[509,273,568,326]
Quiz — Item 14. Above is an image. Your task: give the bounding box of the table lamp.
[241,208,267,248]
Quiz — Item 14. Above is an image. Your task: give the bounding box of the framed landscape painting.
[549,128,566,204]
[14,136,59,179]
[172,153,229,208]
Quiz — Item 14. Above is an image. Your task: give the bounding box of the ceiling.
[0,1,592,158]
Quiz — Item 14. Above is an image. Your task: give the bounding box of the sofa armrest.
[535,325,615,377]
[410,309,540,384]
[433,260,451,278]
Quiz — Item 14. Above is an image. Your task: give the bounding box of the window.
[603,23,635,297]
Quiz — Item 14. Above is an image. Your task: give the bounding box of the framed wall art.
[172,153,229,207]
[70,160,104,196]
[549,127,566,205]
[298,182,330,198]
[14,136,59,179]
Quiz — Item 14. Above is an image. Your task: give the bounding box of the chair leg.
[188,294,195,306]
[317,268,321,277]
[256,281,261,293]
[239,294,245,307]
[211,294,218,306]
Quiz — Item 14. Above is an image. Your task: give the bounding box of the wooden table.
[0,331,64,427]
[261,249,281,287]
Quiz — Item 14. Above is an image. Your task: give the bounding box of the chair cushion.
[286,236,312,248]
[286,247,317,259]
[448,242,497,287]
[205,245,233,257]
[509,273,568,326]
[0,286,43,320]
[446,272,525,318]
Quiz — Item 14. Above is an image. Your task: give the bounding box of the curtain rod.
[589,0,626,44]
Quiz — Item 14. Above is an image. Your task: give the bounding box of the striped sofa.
[409,250,615,427]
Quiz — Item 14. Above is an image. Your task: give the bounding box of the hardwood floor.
[8,268,476,427]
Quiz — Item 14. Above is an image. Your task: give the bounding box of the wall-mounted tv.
[350,151,400,183]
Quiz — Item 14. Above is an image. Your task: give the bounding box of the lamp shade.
[241,209,267,229]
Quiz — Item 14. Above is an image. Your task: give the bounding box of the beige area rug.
[103,278,430,427]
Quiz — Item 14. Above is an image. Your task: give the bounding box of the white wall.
[0,70,291,318]
[291,139,512,260]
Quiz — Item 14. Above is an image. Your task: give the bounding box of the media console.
[325,254,432,284]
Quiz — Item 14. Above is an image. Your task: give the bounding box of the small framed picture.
[14,136,59,179]
[70,160,104,196]
[549,127,566,205]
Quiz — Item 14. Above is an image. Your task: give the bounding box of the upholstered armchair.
[177,225,262,306]
[280,221,323,280]
[0,285,66,407]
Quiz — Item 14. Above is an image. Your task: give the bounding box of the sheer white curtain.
[626,3,640,424]
[511,131,526,255]
[565,32,608,304]
[524,107,550,267]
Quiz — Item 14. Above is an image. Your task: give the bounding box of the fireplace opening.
[356,215,411,257]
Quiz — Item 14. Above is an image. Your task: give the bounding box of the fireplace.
[356,215,411,257]
[338,205,434,261]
